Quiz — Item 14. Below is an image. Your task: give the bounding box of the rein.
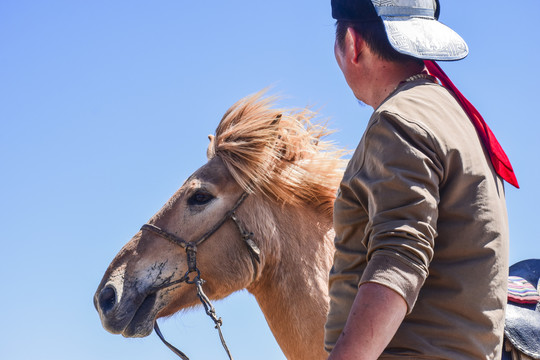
[140,192,261,360]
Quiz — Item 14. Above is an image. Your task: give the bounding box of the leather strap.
[154,322,190,360]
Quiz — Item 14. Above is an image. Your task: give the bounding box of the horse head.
[94,154,260,338]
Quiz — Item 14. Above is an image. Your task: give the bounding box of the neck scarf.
[424,60,519,188]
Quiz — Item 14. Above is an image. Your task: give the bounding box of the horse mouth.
[122,292,158,338]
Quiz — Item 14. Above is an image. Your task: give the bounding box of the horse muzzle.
[94,283,160,338]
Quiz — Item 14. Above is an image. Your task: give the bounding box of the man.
[325,1,518,359]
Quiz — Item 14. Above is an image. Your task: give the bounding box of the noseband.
[140,192,260,360]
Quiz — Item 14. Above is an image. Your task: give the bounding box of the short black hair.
[335,20,423,65]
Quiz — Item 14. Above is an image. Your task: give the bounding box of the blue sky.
[1,1,539,359]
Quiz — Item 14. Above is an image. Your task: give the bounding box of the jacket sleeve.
[351,110,443,312]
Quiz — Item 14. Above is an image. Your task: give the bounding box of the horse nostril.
[98,286,117,314]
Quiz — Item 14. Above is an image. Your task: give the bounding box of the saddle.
[503,259,540,360]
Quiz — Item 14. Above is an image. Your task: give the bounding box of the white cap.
[373,0,468,61]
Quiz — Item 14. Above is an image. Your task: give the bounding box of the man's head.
[331,0,468,62]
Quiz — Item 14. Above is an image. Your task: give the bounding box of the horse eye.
[188,191,214,206]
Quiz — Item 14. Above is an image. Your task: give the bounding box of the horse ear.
[271,113,282,127]
[207,134,216,160]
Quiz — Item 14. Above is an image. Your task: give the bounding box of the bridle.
[140,192,261,360]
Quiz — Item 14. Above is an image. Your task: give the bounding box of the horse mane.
[208,90,348,218]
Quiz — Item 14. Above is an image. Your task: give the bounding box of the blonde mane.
[208,91,348,218]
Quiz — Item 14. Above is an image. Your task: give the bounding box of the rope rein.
[153,274,234,360]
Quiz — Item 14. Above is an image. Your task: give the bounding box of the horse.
[94,91,347,360]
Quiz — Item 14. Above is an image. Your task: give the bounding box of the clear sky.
[1,1,539,359]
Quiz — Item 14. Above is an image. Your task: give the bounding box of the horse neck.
[247,203,334,360]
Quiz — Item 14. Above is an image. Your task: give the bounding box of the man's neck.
[360,60,425,109]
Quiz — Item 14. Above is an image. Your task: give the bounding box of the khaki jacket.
[325,78,509,359]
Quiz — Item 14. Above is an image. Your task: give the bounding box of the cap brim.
[381,16,469,61]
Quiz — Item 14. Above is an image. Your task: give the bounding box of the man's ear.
[345,27,365,65]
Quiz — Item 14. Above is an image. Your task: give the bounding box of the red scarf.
[424,60,519,188]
